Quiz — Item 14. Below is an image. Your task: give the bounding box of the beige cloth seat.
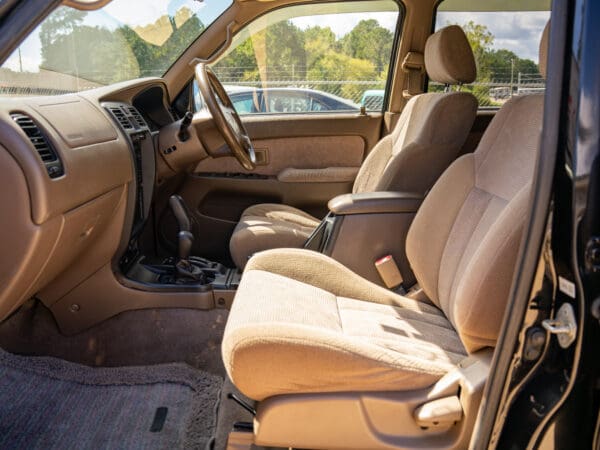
[230,203,321,262]
[223,250,468,400]
[229,25,478,269]
[222,21,550,401]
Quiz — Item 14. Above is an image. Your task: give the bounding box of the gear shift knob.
[178,230,194,261]
[169,195,191,232]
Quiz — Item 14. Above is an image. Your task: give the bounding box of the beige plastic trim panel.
[253,349,493,449]
[42,263,237,334]
[0,146,60,320]
[328,212,416,287]
[194,135,365,177]
[0,95,131,225]
[226,431,254,450]
[414,396,463,428]
[328,191,423,215]
[277,167,359,183]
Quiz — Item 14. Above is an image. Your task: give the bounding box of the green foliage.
[213,39,258,81]
[454,20,539,82]
[37,8,541,109]
[263,21,307,79]
[39,9,86,54]
[444,20,541,106]
[304,26,338,68]
[484,48,538,80]
[304,24,378,97]
[40,10,139,84]
[461,20,494,78]
[39,7,205,84]
[309,51,377,99]
[213,20,308,82]
[212,18,391,102]
[120,16,205,77]
[341,19,393,75]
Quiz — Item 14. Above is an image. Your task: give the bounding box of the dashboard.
[0,78,182,322]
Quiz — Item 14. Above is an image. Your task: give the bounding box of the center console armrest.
[328,192,423,215]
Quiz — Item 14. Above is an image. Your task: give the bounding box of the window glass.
[431,0,551,107]
[200,1,400,114]
[231,96,256,114]
[0,0,232,96]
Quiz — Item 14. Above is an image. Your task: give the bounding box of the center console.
[104,102,239,295]
[122,195,241,292]
[305,191,424,288]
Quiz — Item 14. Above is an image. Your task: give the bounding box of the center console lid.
[328,191,423,215]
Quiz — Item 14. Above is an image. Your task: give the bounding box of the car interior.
[0,0,554,448]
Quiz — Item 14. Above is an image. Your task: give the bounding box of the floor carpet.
[0,348,222,449]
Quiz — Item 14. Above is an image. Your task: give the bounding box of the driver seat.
[229,25,478,269]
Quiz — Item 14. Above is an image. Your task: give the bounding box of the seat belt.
[375,254,404,292]
[401,51,425,99]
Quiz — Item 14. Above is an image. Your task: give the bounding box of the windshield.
[0,0,232,96]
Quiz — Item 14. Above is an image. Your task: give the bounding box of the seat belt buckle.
[375,255,403,289]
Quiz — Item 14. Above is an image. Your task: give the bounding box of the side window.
[231,96,256,114]
[199,1,400,115]
[431,1,551,108]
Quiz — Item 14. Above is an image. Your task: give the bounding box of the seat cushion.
[222,249,466,401]
[229,204,321,269]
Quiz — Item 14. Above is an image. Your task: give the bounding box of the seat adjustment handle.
[414,396,463,429]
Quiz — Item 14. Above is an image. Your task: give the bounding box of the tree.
[213,38,259,81]
[460,20,494,79]
[39,9,86,61]
[40,9,139,84]
[485,49,539,80]
[213,20,306,83]
[263,21,307,80]
[120,13,205,77]
[39,6,206,84]
[304,26,337,68]
[342,19,393,75]
[308,51,376,99]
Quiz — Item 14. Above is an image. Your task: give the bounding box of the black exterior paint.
[490,0,600,447]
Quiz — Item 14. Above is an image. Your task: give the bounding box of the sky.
[291,12,399,39]
[2,1,549,73]
[437,11,550,62]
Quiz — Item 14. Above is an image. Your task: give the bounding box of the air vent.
[11,113,64,178]
[108,106,132,129]
[127,106,147,129]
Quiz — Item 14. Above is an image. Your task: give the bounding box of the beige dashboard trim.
[45,264,220,335]
[0,95,132,224]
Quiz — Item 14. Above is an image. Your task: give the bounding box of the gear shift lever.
[178,230,194,261]
[169,195,191,232]
[169,195,204,282]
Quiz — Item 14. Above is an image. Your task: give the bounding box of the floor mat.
[0,348,222,449]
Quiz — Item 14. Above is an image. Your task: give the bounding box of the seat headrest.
[539,20,550,79]
[424,25,476,85]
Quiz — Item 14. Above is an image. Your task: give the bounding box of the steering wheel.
[194,63,256,170]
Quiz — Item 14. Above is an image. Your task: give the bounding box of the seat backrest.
[406,21,550,353]
[352,25,478,195]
